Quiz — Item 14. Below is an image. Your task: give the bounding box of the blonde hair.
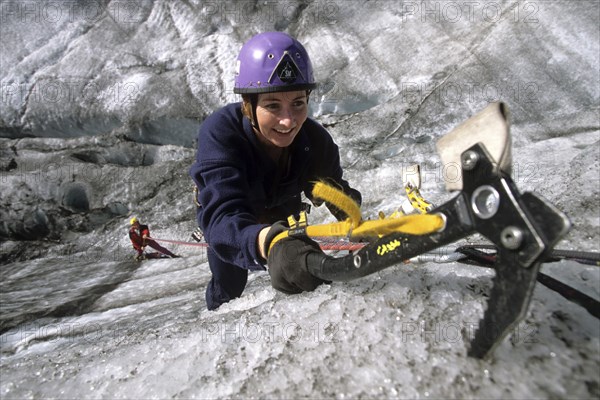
[241,94,254,122]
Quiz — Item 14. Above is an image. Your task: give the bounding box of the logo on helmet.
[269,51,304,85]
[278,61,297,83]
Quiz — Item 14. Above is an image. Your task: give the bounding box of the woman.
[190,32,361,310]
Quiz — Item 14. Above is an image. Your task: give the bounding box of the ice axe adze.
[304,102,571,359]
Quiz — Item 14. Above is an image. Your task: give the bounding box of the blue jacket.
[190,103,360,271]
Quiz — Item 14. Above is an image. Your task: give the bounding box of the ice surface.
[1,1,599,399]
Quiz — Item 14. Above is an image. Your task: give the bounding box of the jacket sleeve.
[189,113,268,271]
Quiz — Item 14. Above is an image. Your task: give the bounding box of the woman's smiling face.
[254,90,308,148]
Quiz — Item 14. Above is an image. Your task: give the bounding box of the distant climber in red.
[128,217,179,260]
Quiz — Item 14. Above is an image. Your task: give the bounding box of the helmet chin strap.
[249,95,260,133]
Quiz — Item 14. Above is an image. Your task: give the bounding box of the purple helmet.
[234,32,317,94]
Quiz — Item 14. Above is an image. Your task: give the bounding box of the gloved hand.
[264,222,329,294]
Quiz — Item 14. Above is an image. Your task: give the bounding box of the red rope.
[150,236,366,251]
[149,237,208,247]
